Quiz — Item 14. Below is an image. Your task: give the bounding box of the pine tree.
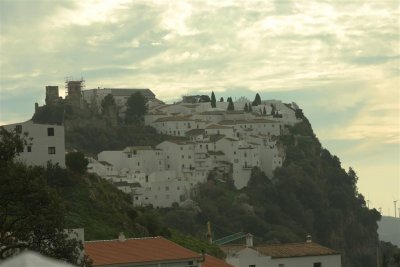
[244,103,249,112]
[220,97,224,102]
[211,91,216,108]
[252,93,262,106]
[227,97,235,111]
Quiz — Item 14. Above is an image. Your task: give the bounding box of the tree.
[252,93,261,106]
[227,97,235,111]
[220,97,224,102]
[101,94,116,115]
[244,103,249,112]
[125,92,148,124]
[66,151,88,174]
[199,95,211,103]
[0,129,85,265]
[263,106,267,115]
[211,91,216,108]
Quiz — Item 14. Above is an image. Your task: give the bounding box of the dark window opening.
[27,146,32,152]
[48,147,56,154]
[47,128,54,136]
[313,263,321,267]
[15,125,22,134]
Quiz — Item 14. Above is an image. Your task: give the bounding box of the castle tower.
[65,79,84,109]
[45,86,59,105]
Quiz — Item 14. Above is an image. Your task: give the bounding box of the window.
[181,155,184,159]
[279,264,284,267]
[27,146,31,152]
[128,154,132,158]
[48,147,56,154]
[15,125,22,134]
[137,162,140,166]
[135,197,139,200]
[313,263,321,267]
[165,186,169,191]
[47,127,54,136]
[180,146,183,150]
[249,265,256,267]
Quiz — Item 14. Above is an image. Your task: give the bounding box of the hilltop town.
[4,79,303,208]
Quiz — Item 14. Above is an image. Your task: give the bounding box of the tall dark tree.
[252,93,262,106]
[263,106,267,115]
[0,129,85,265]
[211,91,216,108]
[101,94,118,126]
[244,103,249,112]
[101,94,116,115]
[125,92,148,124]
[220,97,224,102]
[227,97,235,111]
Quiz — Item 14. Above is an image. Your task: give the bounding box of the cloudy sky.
[0,0,399,215]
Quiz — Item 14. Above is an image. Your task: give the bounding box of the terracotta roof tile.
[221,242,339,259]
[256,242,340,258]
[203,255,233,267]
[85,236,201,266]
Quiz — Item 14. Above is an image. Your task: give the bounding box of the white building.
[82,88,155,115]
[222,239,341,267]
[132,177,192,208]
[1,120,66,167]
[87,157,118,178]
[98,146,165,174]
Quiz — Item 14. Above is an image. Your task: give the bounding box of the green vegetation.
[66,151,89,174]
[227,97,234,111]
[211,91,216,108]
[0,129,85,265]
[66,124,165,155]
[252,93,261,106]
[159,119,382,267]
[125,92,148,124]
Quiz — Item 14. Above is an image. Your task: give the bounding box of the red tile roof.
[85,237,202,266]
[221,242,339,259]
[256,242,340,258]
[203,254,233,267]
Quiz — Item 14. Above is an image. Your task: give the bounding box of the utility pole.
[394,200,398,218]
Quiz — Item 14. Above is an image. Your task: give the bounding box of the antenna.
[394,200,398,218]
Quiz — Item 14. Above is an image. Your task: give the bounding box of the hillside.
[44,164,223,256]
[32,102,382,266]
[158,119,381,267]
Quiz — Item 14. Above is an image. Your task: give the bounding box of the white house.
[87,157,119,180]
[132,177,192,208]
[98,146,165,174]
[1,120,66,167]
[222,239,341,267]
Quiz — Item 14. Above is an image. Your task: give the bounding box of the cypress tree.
[211,91,216,108]
[244,103,249,112]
